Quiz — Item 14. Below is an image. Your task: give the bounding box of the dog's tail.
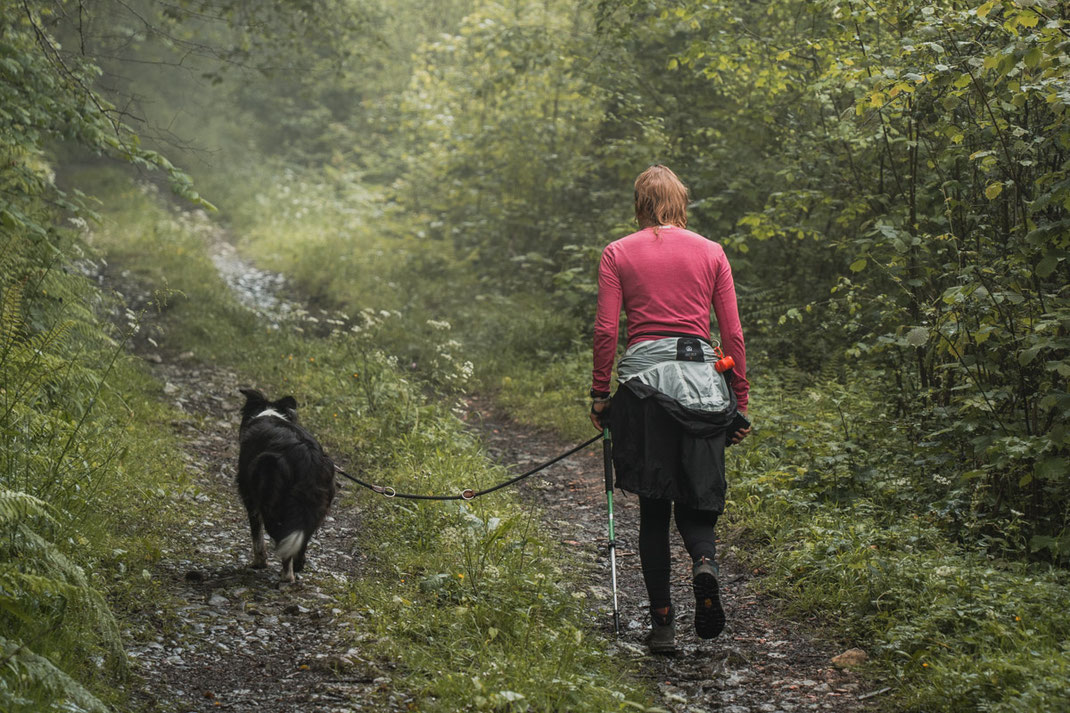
[276,530,306,562]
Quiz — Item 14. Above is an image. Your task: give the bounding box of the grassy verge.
[209,164,1070,713]
[86,170,649,711]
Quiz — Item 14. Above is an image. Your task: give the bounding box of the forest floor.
[110,233,884,712]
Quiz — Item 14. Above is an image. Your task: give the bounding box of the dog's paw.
[251,556,268,569]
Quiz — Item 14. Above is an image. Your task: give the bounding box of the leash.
[333,433,601,501]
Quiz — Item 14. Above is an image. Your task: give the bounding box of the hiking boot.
[646,606,676,654]
[692,557,725,639]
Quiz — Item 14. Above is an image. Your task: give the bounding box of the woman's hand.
[730,426,751,444]
[590,399,610,431]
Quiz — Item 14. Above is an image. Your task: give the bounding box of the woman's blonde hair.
[634,165,688,229]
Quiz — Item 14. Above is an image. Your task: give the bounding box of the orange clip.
[713,346,735,373]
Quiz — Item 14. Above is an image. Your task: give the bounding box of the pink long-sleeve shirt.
[592,226,749,411]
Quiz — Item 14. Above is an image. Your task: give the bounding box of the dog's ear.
[240,388,267,403]
[277,396,298,411]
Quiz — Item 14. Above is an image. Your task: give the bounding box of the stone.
[831,648,868,669]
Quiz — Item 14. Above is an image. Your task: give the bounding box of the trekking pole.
[603,426,621,636]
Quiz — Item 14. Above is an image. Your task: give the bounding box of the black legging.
[638,496,719,610]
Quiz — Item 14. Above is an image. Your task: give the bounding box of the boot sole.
[693,570,725,639]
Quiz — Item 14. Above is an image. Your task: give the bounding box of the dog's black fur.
[237,388,336,582]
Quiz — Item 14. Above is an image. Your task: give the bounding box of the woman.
[590,165,750,654]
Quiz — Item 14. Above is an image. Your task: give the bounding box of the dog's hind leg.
[276,531,304,583]
[248,511,268,569]
[293,534,311,573]
[280,557,295,584]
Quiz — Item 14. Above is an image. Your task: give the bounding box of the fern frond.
[818,350,843,384]
[0,492,123,663]
[0,282,27,360]
[0,569,93,624]
[0,636,109,713]
[7,523,90,588]
[0,489,55,527]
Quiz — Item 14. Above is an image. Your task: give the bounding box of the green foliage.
[0,0,209,232]
[647,0,1070,557]
[0,224,192,709]
[728,371,1070,713]
[0,491,115,713]
[0,635,110,713]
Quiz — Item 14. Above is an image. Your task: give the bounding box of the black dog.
[237,388,336,583]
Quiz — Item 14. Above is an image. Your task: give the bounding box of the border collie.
[237,388,336,583]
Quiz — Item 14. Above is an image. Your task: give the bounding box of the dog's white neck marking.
[254,408,290,422]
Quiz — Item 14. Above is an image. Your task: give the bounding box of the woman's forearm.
[712,253,749,411]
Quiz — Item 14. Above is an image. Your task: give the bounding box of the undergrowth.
[728,370,1070,713]
[1,210,191,711]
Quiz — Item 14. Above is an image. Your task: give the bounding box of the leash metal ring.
[461,489,475,501]
[383,487,396,498]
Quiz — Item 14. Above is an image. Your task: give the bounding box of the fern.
[0,487,124,708]
[818,350,843,385]
[0,490,121,639]
[0,489,54,527]
[0,636,109,713]
[0,285,78,446]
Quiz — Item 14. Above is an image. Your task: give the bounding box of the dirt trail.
[121,360,395,713]
[465,397,879,713]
